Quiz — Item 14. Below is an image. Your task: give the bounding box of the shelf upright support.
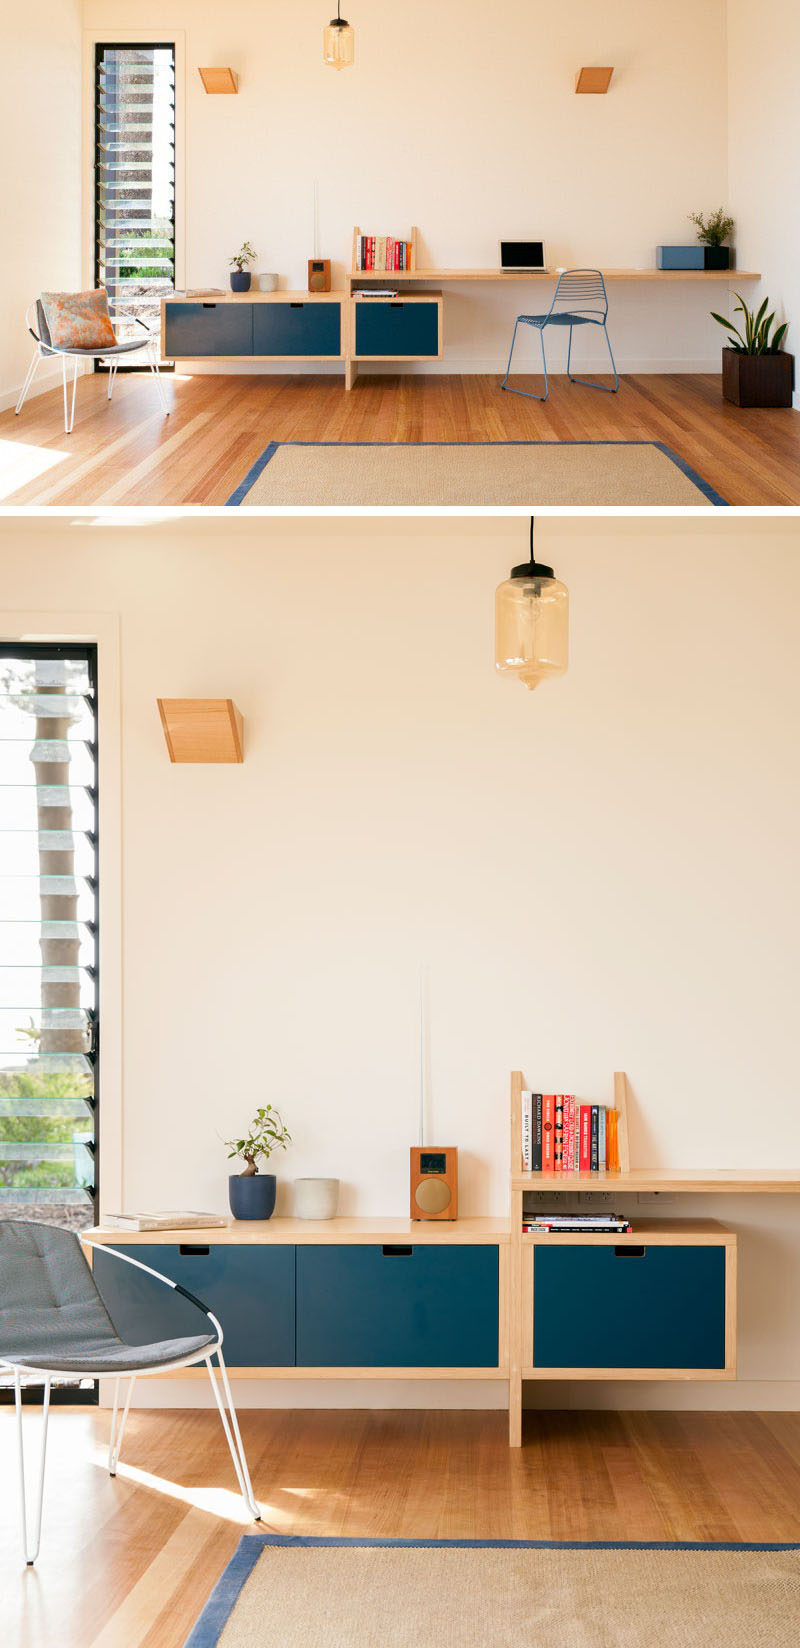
[614,1071,631,1173]
[509,1069,524,1446]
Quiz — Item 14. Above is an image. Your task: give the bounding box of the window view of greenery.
[96,45,175,338]
[0,650,97,1235]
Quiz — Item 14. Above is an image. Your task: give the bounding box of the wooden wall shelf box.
[576,67,614,94]
[157,698,244,763]
[198,67,238,94]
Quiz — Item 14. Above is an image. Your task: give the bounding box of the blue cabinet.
[532,1244,726,1370]
[296,1244,499,1367]
[252,302,341,357]
[354,301,439,358]
[164,303,253,357]
[92,1243,295,1367]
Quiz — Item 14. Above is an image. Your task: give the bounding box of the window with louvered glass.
[0,646,98,1236]
[95,43,175,350]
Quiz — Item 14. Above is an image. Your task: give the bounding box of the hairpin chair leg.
[501,321,549,401]
[150,344,169,415]
[15,1370,51,1566]
[15,349,41,415]
[108,1375,136,1476]
[567,321,619,394]
[205,1352,261,1521]
[107,360,118,402]
[62,356,79,434]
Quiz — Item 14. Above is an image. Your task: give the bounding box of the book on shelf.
[522,1213,632,1234]
[353,289,399,299]
[520,1093,621,1175]
[103,1211,228,1231]
[355,234,413,272]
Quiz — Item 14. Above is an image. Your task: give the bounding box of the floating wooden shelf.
[157,698,244,763]
[576,66,614,94]
[198,66,238,94]
[513,1168,800,1193]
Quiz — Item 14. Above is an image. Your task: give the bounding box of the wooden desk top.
[86,1215,511,1246]
[348,268,761,284]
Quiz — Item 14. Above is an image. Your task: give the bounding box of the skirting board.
[0,356,92,414]
[181,356,722,378]
[99,1378,800,1412]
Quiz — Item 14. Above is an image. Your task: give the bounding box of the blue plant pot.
[229,1172,276,1220]
[230,271,251,292]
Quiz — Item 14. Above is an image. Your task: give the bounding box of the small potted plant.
[711,295,793,408]
[226,1104,291,1219]
[229,242,256,293]
[689,209,734,270]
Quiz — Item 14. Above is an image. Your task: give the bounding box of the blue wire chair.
[501,269,619,401]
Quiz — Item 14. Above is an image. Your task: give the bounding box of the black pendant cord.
[510,516,554,581]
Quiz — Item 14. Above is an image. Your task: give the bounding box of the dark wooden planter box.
[722,348,794,408]
[703,246,731,270]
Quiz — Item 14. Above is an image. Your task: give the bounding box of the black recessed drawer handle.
[202,303,217,309]
[179,1244,210,1257]
[290,302,304,309]
[614,1245,646,1258]
[382,1245,413,1257]
[390,303,404,309]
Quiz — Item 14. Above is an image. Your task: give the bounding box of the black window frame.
[0,642,100,1407]
[93,40,176,373]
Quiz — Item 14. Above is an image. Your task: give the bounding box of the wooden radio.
[308,258,331,293]
[410,1147,458,1221]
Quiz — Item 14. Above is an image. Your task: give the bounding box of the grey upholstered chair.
[0,1221,260,1565]
[15,300,170,434]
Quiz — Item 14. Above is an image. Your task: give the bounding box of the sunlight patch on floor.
[91,1449,264,1525]
[0,438,68,499]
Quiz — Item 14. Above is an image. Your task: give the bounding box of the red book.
[564,1095,574,1172]
[579,1104,592,1171]
[542,1094,555,1171]
[554,1094,564,1170]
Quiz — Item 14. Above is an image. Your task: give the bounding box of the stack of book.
[355,235,413,271]
[522,1212,632,1234]
[521,1092,620,1173]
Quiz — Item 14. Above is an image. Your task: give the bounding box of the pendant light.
[323,1,355,68]
[494,519,569,691]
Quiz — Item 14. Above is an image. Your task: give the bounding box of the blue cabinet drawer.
[296,1244,498,1367]
[354,301,439,358]
[533,1244,727,1370]
[164,303,253,357]
[92,1243,295,1367]
[253,302,341,356]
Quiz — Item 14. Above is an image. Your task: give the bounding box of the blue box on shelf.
[657,246,705,270]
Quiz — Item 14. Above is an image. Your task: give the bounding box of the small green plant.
[229,241,257,272]
[689,208,734,248]
[711,294,788,355]
[225,1105,291,1176]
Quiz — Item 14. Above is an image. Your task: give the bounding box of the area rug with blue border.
[184,1533,800,1647]
[225,440,727,506]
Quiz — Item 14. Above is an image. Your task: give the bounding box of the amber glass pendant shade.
[324,13,355,68]
[494,538,569,691]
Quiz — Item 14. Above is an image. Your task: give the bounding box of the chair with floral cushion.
[15,287,170,434]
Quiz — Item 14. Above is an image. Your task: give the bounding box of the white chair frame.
[15,305,170,435]
[1,1243,261,1566]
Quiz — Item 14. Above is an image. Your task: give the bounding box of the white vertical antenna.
[313,180,319,259]
[418,965,427,1147]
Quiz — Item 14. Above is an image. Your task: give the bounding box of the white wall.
[727,0,800,406]
[1,515,800,1409]
[1,0,83,410]
[82,0,733,373]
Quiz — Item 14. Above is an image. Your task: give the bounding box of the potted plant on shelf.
[689,208,735,270]
[711,295,793,408]
[226,1104,291,1219]
[229,242,256,293]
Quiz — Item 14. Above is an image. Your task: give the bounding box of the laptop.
[500,240,546,271]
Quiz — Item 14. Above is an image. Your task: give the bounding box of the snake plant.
[711,295,788,355]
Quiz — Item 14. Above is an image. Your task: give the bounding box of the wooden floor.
[2,371,799,506]
[3,1407,800,1647]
